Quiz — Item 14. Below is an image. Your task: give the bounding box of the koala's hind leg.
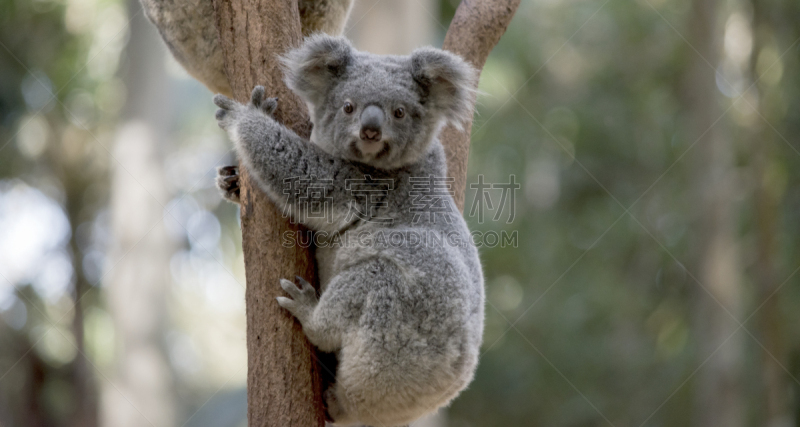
[299,0,355,36]
[277,274,357,353]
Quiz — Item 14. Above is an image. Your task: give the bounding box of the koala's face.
[282,35,476,169]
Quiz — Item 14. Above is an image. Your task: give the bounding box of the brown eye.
[343,102,354,114]
[394,107,405,119]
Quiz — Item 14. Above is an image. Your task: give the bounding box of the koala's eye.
[343,102,354,114]
[394,107,405,119]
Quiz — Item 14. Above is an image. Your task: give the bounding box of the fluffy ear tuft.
[410,47,477,129]
[281,34,353,107]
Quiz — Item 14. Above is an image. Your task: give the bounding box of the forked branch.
[442,0,520,211]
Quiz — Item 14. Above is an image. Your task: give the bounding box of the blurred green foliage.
[443,0,800,425]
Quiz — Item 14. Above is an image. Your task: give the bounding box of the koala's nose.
[359,105,384,141]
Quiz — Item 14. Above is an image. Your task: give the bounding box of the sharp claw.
[218,165,238,176]
[216,166,241,203]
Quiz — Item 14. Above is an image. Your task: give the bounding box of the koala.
[141,0,354,96]
[213,35,484,427]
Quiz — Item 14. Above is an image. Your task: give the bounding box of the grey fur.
[140,0,354,96]
[214,36,483,427]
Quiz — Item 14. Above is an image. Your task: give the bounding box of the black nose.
[359,105,383,141]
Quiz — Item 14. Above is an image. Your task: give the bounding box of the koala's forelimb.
[214,87,376,233]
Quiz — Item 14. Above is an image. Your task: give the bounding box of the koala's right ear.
[281,34,353,107]
[410,47,477,130]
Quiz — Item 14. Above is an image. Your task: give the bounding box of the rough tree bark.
[209,1,518,426]
[211,1,324,426]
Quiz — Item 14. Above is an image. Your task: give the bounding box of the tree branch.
[441,0,520,211]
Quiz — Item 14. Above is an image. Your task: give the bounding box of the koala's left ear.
[281,34,353,107]
[411,48,477,128]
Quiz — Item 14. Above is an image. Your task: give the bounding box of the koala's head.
[281,35,476,169]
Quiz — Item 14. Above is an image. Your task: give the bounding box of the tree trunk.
[63,168,98,427]
[210,1,325,426]
[347,0,437,55]
[209,1,519,425]
[683,0,744,426]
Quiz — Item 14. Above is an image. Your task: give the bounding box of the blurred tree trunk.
[748,1,791,425]
[42,82,101,427]
[347,0,437,54]
[683,0,745,426]
[101,1,176,426]
[61,164,98,427]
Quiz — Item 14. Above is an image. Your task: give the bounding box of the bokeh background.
[1,0,799,426]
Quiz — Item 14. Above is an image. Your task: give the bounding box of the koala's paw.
[276,276,317,322]
[212,86,277,132]
[248,86,278,117]
[216,165,240,204]
[213,94,244,132]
